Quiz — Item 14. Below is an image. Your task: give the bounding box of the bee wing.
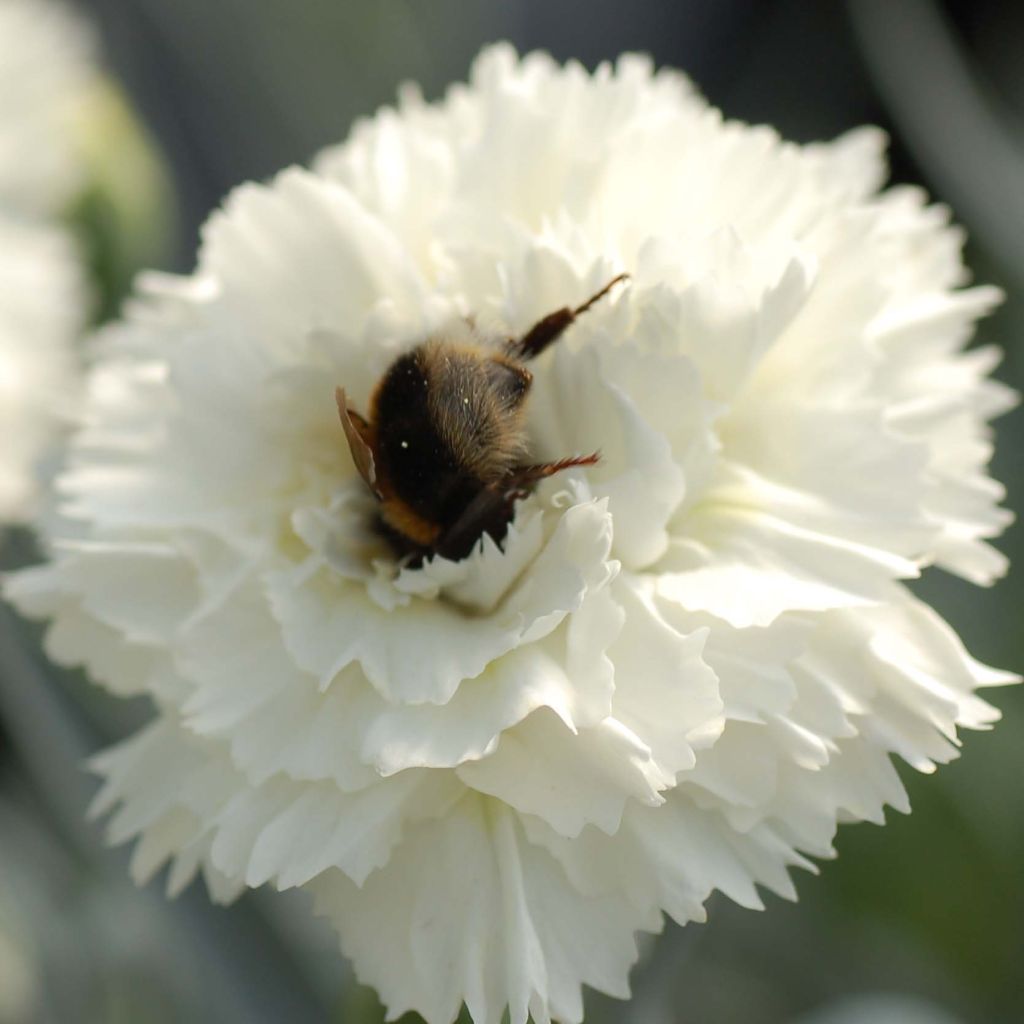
[335,387,382,497]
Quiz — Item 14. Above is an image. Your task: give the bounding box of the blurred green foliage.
[65,77,176,323]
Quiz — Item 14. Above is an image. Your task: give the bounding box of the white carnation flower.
[6,45,1017,1024]
[0,214,84,520]
[0,0,97,218]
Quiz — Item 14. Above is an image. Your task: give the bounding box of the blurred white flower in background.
[5,44,1016,1024]
[0,0,95,524]
[0,0,169,526]
[0,215,85,520]
[791,993,966,1024]
[0,0,97,218]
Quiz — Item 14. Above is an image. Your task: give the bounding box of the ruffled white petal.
[267,495,616,705]
[312,795,656,1024]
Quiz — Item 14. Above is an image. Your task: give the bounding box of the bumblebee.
[337,274,627,561]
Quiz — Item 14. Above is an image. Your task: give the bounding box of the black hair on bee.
[338,273,627,561]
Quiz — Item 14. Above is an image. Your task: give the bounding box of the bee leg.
[434,485,515,561]
[508,273,629,360]
[510,453,601,488]
[434,455,600,561]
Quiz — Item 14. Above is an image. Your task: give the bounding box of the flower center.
[336,279,625,566]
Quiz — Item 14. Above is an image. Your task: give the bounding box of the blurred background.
[1,1,1022,1021]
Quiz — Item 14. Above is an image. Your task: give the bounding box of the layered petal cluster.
[5,45,1016,1024]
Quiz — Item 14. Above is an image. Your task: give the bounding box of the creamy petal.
[458,711,670,837]
[268,497,615,705]
[312,795,656,1024]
